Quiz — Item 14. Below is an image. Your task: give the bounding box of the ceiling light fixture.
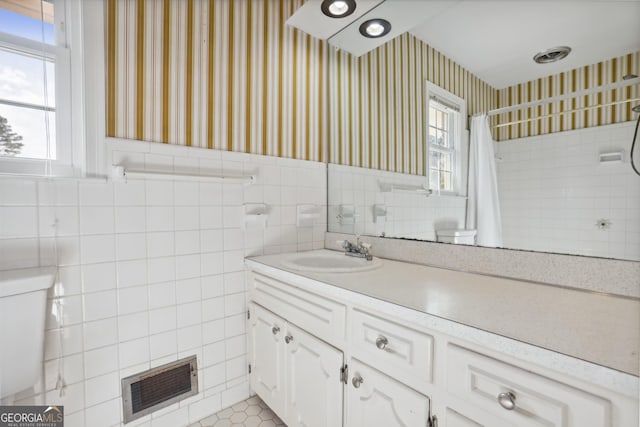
[321,0,356,18]
[533,46,572,64]
[359,18,391,38]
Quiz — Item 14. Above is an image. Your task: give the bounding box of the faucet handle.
[337,240,352,250]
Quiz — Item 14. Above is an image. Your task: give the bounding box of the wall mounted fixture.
[359,18,391,38]
[372,204,387,223]
[378,181,432,196]
[243,203,269,229]
[599,151,624,164]
[297,204,321,227]
[337,204,358,225]
[112,165,256,184]
[533,46,571,64]
[321,0,356,18]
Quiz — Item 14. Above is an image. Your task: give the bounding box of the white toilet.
[436,229,477,245]
[0,267,57,399]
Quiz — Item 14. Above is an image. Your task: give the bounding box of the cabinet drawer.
[249,272,347,344]
[351,308,434,383]
[446,344,611,427]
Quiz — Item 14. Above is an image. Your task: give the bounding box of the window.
[0,0,72,175]
[425,82,465,195]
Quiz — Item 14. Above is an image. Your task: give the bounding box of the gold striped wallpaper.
[328,33,496,175]
[494,52,640,141]
[106,0,329,162]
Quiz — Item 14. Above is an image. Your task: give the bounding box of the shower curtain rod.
[485,76,639,117]
[491,98,640,128]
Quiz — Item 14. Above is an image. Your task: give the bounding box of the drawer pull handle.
[272,326,280,335]
[352,374,364,388]
[375,335,389,350]
[497,392,516,410]
[285,335,293,344]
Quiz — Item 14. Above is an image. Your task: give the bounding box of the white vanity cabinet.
[346,358,431,427]
[284,321,344,427]
[248,300,344,427]
[351,308,434,386]
[443,344,612,427]
[246,265,639,427]
[248,302,286,417]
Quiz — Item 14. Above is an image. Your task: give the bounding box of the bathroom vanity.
[245,250,639,427]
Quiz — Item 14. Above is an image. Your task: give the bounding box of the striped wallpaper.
[494,52,640,141]
[106,0,329,162]
[328,33,496,175]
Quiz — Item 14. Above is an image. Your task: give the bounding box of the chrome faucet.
[340,236,373,261]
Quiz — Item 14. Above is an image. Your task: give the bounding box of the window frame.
[424,81,466,196]
[0,0,104,177]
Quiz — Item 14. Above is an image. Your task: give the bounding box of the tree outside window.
[0,115,23,156]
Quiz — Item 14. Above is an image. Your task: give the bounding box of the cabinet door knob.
[285,335,293,344]
[497,391,516,410]
[272,326,280,335]
[352,374,364,388]
[375,335,389,350]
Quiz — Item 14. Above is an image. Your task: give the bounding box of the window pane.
[441,111,449,131]
[428,127,436,145]
[440,152,453,172]
[440,171,452,191]
[430,151,453,172]
[429,169,439,191]
[0,104,56,159]
[437,110,445,128]
[0,49,55,106]
[443,130,451,148]
[0,1,55,45]
[429,151,440,169]
[434,129,450,147]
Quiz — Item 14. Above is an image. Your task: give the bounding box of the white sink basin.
[281,251,382,273]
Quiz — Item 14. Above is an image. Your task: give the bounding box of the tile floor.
[190,395,286,427]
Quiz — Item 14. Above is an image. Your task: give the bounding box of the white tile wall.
[0,139,327,427]
[497,121,640,261]
[328,164,467,241]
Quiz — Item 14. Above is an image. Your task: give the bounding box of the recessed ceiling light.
[533,46,572,64]
[321,0,356,18]
[359,18,391,38]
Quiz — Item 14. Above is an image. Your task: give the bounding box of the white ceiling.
[408,0,640,89]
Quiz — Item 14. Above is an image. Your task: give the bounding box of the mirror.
[325,2,640,262]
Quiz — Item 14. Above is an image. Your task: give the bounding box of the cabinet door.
[284,322,344,427]
[346,359,430,427]
[248,302,286,418]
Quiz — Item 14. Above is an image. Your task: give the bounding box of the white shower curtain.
[466,114,503,247]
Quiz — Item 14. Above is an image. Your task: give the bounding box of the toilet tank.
[436,229,477,245]
[0,267,57,399]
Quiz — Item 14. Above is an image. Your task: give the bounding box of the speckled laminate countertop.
[246,250,640,377]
